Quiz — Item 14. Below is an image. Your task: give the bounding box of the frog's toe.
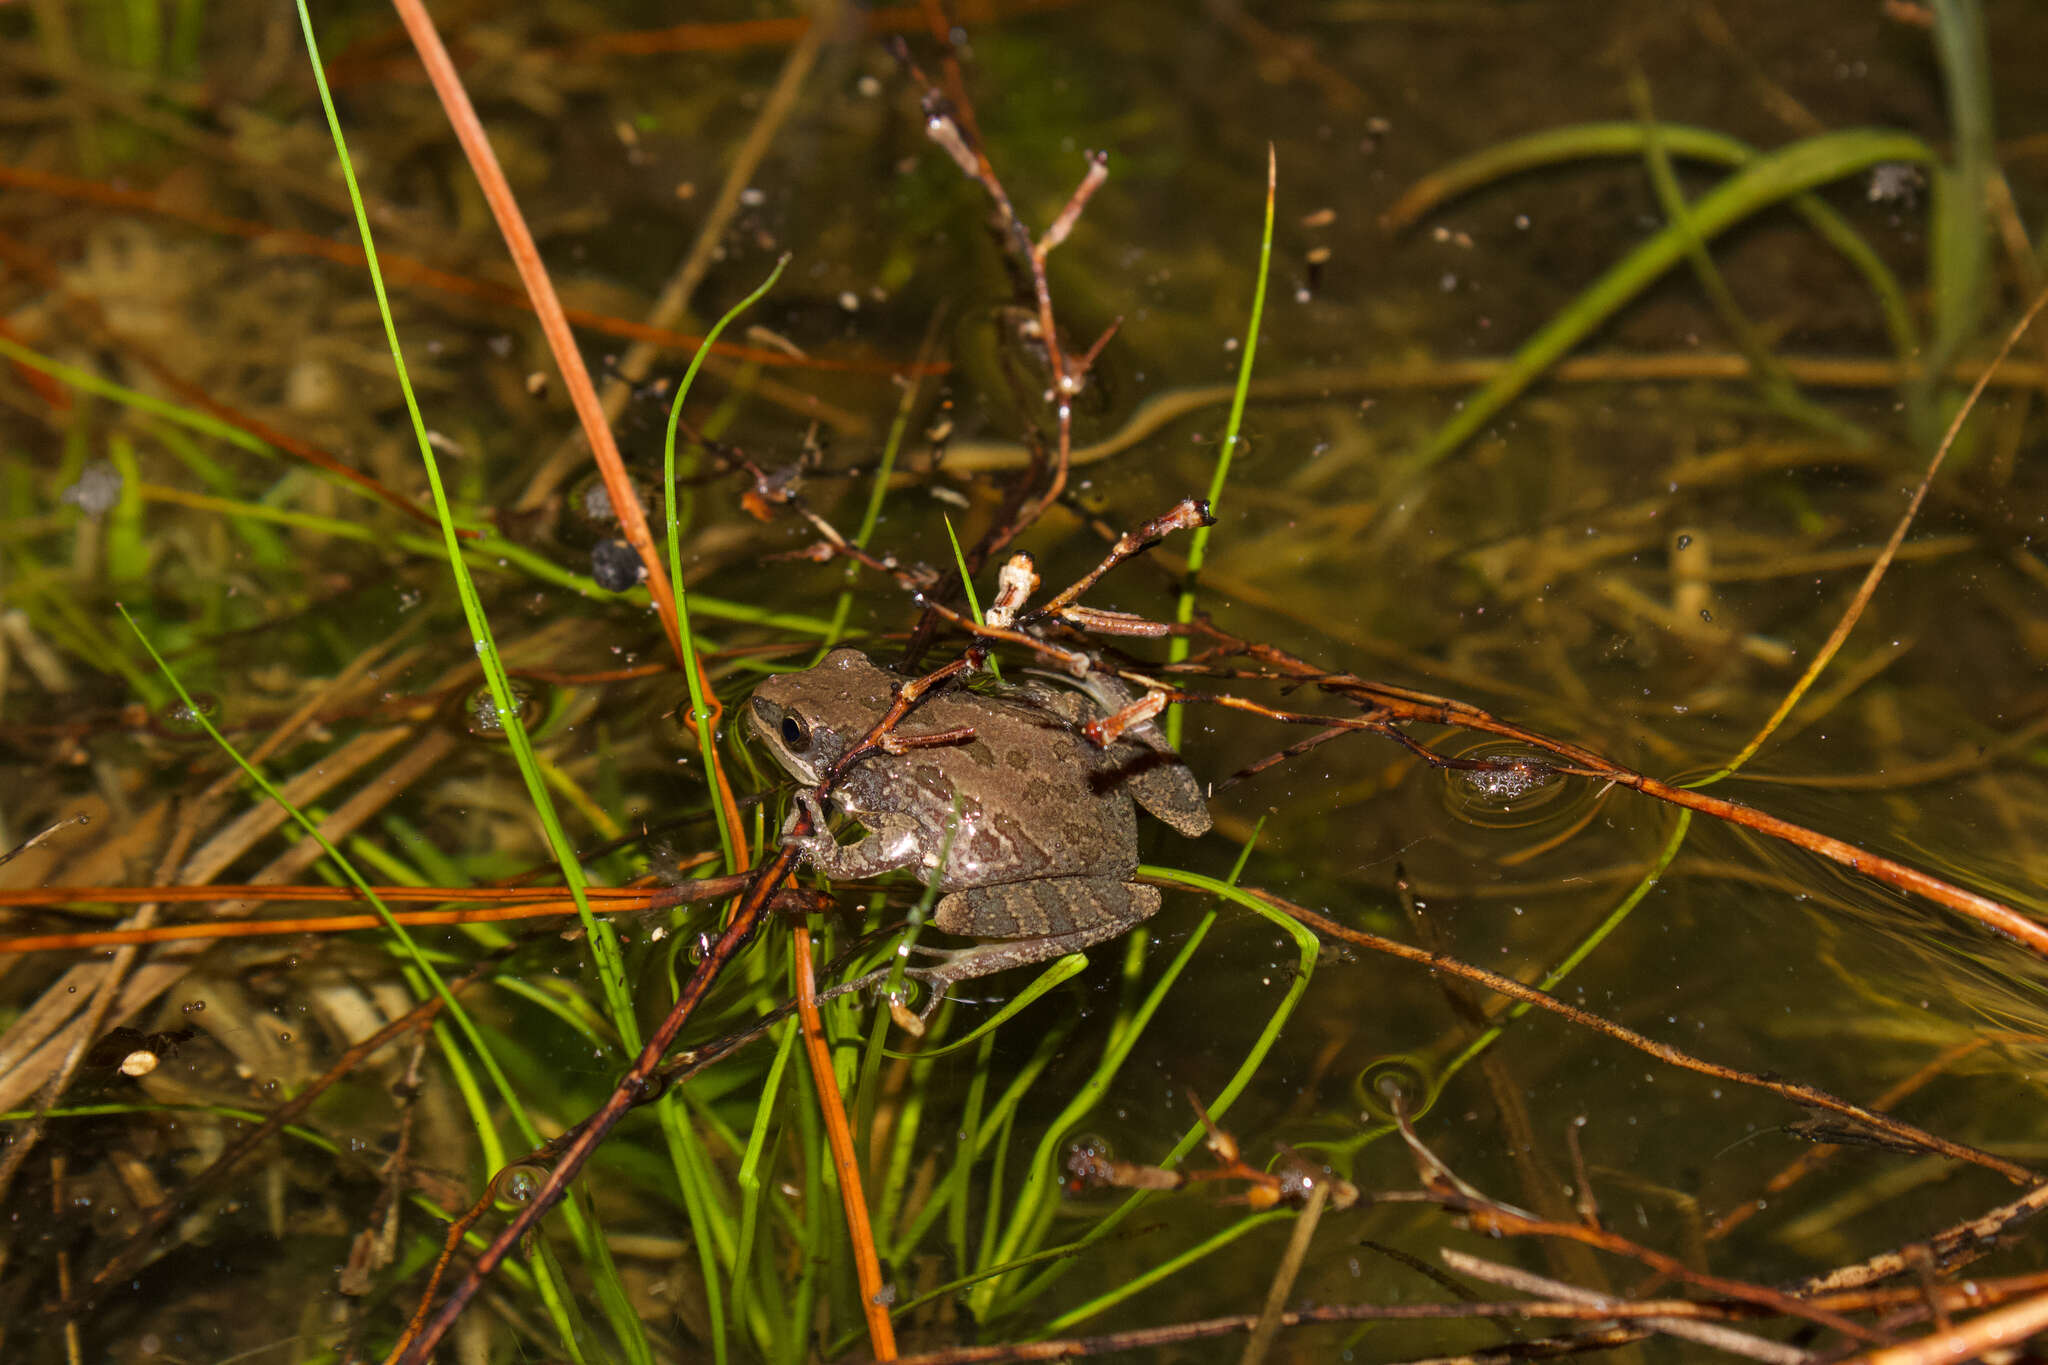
[936,878,1160,940]
[777,828,829,860]
[1125,763,1212,837]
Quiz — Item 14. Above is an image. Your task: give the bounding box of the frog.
[747,648,1211,1012]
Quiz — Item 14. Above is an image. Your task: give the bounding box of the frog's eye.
[779,712,811,751]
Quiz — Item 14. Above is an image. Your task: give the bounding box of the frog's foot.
[779,790,924,881]
[778,791,837,861]
[1104,750,1212,837]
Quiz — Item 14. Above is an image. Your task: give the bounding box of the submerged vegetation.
[4,2,2048,1362]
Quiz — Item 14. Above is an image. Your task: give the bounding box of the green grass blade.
[1040,1210,1294,1335]
[943,513,985,623]
[1169,146,1276,747]
[658,1098,736,1365]
[663,255,788,876]
[291,0,634,1050]
[733,1022,800,1346]
[292,6,654,1356]
[882,954,1088,1061]
[940,512,999,678]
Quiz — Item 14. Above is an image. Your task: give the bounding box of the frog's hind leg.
[893,879,1161,1017]
[937,877,1158,941]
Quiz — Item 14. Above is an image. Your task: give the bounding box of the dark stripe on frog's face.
[747,694,830,784]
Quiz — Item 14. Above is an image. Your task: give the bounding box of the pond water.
[4,2,2048,1361]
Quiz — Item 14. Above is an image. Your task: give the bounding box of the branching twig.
[1166,627,2048,960]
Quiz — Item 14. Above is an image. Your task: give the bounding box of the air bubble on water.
[1441,740,1583,829]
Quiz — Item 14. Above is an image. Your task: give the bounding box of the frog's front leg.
[782,790,925,881]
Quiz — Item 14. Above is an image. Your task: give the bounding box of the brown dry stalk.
[383,0,750,878]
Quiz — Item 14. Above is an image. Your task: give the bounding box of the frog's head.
[747,649,892,785]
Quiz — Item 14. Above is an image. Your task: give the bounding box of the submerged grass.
[120,600,609,1354]
[5,1,2047,1362]
[1168,146,1276,750]
[1395,127,1936,482]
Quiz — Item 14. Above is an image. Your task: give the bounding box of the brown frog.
[747,649,1210,1009]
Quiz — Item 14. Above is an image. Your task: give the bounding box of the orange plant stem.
[387,0,747,866]
[793,926,898,1360]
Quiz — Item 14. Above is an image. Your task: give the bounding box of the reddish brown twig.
[1030,499,1216,619]
[0,876,734,954]
[882,40,1118,644]
[1170,628,2048,961]
[1259,888,2034,1186]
